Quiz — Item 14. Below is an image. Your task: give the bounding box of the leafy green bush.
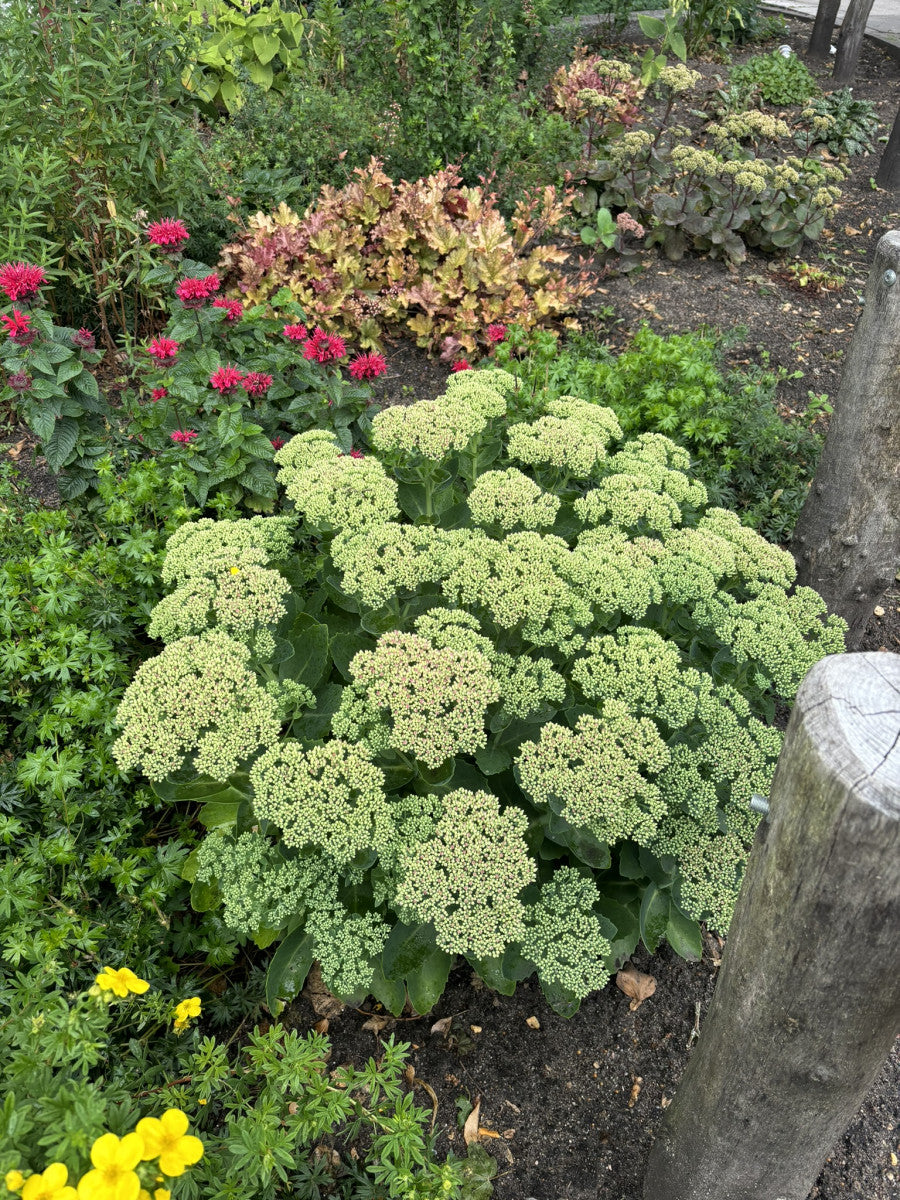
[730,50,820,106]
[0,971,469,1199]
[0,0,218,336]
[113,369,845,1020]
[802,90,880,157]
[220,160,593,357]
[495,326,825,542]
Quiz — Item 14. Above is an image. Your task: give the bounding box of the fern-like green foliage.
[731,50,820,106]
[115,370,846,1019]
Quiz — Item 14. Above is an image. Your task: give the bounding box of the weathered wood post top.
[643,652,900,1200]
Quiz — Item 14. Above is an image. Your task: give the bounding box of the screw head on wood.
[883,269,897,286]
[750,794,770,816]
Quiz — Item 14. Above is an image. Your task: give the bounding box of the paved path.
[761,0,900,55]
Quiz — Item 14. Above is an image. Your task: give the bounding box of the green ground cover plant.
[112,370,846,1022]
[492,325,826,542]
[730,49,820,106]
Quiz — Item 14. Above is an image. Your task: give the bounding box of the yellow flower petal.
[159,1111,189,1140]
[5,1171,25,1193]
[134,1119,163,1161]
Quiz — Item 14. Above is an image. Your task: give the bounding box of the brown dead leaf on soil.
[462,1097,481,1146]
[431,1016,453,1036]
[361,1015,392,1034]
[303,963,345,1019]
[616,964,657,1011]
[313,1018,330,1035]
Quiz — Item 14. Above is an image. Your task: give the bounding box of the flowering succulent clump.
[113,630,282,781]
[336,631,500,767]
[116,369,847,1014]
[394,789,535,958]
[468,467,561,530]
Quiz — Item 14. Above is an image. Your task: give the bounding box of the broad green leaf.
[595,897,641,968]
[468,954,516,996]
[639,883,670,954]
[198,799,243,829]
[252,32,281,63]
[56,358,83,385]
[265,928,314,1015]
[475,745,512,776]
[190,878,220,912]
[665,901,703,961]
[539,976,582,1018]
[246,58,274,88]
[382,921,439,981]
[44,417,79,472]
[369,959,407,1016]
[281,613,329,688]
[637,13,666,36]
[406,946,454,1014]
[330,630,374,679]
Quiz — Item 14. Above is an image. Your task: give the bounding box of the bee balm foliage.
[114,368,846,1017]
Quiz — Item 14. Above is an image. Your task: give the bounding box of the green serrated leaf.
[265,928,314,1015]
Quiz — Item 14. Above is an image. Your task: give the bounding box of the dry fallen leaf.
[463,1096,481,1146]
[313,1018,329,1035]
[478,1127,501,1139]
[431,1016,453,1036]
[303,963,345,1018]
[661,1095,671,1109]
[6,439,26,460]
[628,1075,643,1108]
[361,1015,391,1034]
[616,964,657,1011]
[525,1016,540,1030]
[502,1128,515,1140]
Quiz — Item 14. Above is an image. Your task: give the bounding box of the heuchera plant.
[131,233,385,511]
[113,370,846,1018]
[218,159,595,358]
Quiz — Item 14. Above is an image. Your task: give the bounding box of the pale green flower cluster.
[161,514,296,587]
[250,738,390,865]
[441,528,592,648]
[658,64,701,92]
[306,904,391,998]
[575,474,682,533]
[813,187,840,209]
[278,450,400,533]
[693,583,847,697]
[710,112,791,144]
[445,367,516,408]
[265,678,316,722]
[331,522,452,609]
[609,130,653,164]
[520,869,611,997]
[394,789,535,958]
[506,396,621,477]
[273,428,341,472]
[113,630,282,781]
[654,524,743,604]
[594,58,635,83]
[697,507,795,587]
[568,528,662,619]
[468,468,561,530]
[771,163,801,188]
[148,563,291,644]
[371,386,499,461]
[653,820,747,931]
[336,631,500,767]
[517,702,671,845]
[195,830,320,936]
[670,145,721,177]
[577,88,619,111]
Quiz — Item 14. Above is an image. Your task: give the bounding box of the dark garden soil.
[299,20,900,1200]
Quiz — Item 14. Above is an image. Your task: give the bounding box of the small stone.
[874,606,885,617]
[526,1016,540,1029]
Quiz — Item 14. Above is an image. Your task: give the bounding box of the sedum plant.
[218,159,594,359]
[113,369,846,1018]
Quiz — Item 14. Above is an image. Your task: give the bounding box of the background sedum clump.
[113,369,846,1018]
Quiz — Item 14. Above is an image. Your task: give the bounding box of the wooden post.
[876,104,900,190]
[807,0,841,60]
[642,652,900,1200]
[792,231,900,648]
[832,0,875,83]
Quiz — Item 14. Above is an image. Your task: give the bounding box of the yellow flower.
[94,968,150,999]
[135,1111,204,1177]
[21,1164,77,1200]
[172,998,201,1027]
[138,1191,169,1200]
[229,567,240,575]
[5,1171,25,1193]
[76,1132,144,1200]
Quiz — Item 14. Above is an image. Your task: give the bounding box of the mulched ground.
[5,19,899,1198]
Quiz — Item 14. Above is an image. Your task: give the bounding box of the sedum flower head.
[506,396,621,477]
[520,869,611,997]
[161,515,295,587]
[575,473,682,533]
[567,527,662,619]
[250,739,389,864]
[338,631,499,767]
[657,64,701,92]
[305,904,390,998]
[277,450,399,533]
[491,652,566,720]
[273,428,341,473]
[113,631,282,781]
[136,1110,203,1177]
[331,523,451,610]
[516,702,671,846]
[77,1132,144,1200]
[653,819,748,932]
[697,507,795,587]
[468,468,561,531]
[443,368,514,411]
[370,394,490,460]
[394,789,535,959]
[654,525,738,605]
[148,563,290,644]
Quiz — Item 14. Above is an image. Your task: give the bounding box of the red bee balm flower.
[241,372,273,397]
[450,359,471,373]
[283,323,308,342]
[0,261,46,303]
[151,388,168,401]
[176,275,219,308]
[1,309,36,346]
[302,327,346,364]
[71,328,96,350]
[210,364,244,394]
[148,337,179,362]
[348,351,388,380]
[6,371,32,393]
[271,437,286,450]
[147,219,189,252]
[338,448,365,459]
[486,324,507,344]
[170,429,198,444]
[213,297,243,323]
